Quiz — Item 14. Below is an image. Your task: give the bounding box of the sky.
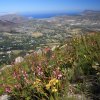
[0,0,100,14]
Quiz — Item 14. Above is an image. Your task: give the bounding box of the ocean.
[21,11,81,19]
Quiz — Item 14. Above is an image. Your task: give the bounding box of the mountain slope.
[0,20,17,32]
[0,14,28,23]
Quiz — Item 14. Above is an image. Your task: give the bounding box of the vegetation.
[0,33,100,100]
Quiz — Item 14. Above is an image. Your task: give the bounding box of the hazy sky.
[0,0,100,14]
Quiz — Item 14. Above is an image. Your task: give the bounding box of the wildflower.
[5,87,11,93]
[23,71,28,79]
[35,66,43,76]
[13,71,17,79]
[36,78,41,82]
[58,74,62,79]
[49,78,59,85]
[52,87,58,92]
[46,78,59,90]
[33,78,41,86]
[46,84,51,90]
[53,68,63,79]
[33,82,37,85]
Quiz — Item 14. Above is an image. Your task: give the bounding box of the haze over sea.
[21,11,81,19]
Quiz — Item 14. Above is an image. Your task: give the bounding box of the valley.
[0,10,100,65]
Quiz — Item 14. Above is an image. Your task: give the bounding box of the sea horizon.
[20,11,81,19]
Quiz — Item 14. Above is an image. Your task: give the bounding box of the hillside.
[0,33,100,100]
[0,14,28,23]
[0,20,17,32]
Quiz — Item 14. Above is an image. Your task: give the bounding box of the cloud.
[0,12,18,15]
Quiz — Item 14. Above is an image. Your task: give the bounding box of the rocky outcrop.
[0,95,9,100]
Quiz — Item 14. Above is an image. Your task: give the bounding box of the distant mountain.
[0,14,28,23]
[81,10,100,16]
[0,20,17,32]
[0,14,30,32]
[80,10,100,21]
[0,10,100,33]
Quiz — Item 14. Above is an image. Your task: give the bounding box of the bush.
[0,32,100,99]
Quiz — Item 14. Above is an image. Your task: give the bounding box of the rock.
[15,56,24,64]
[0,94,9,100]
[37,49,43,55]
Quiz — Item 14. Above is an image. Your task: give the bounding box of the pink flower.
[35,66,44,76]
[13,71,17,79]
[13,71,21,80]
[51,55,55,59]
[53,68,63,79]
[5,87,11,93]
[20,69,28,78]
[23,71,28,78]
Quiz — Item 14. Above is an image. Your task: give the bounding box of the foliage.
[0,32,100,100]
